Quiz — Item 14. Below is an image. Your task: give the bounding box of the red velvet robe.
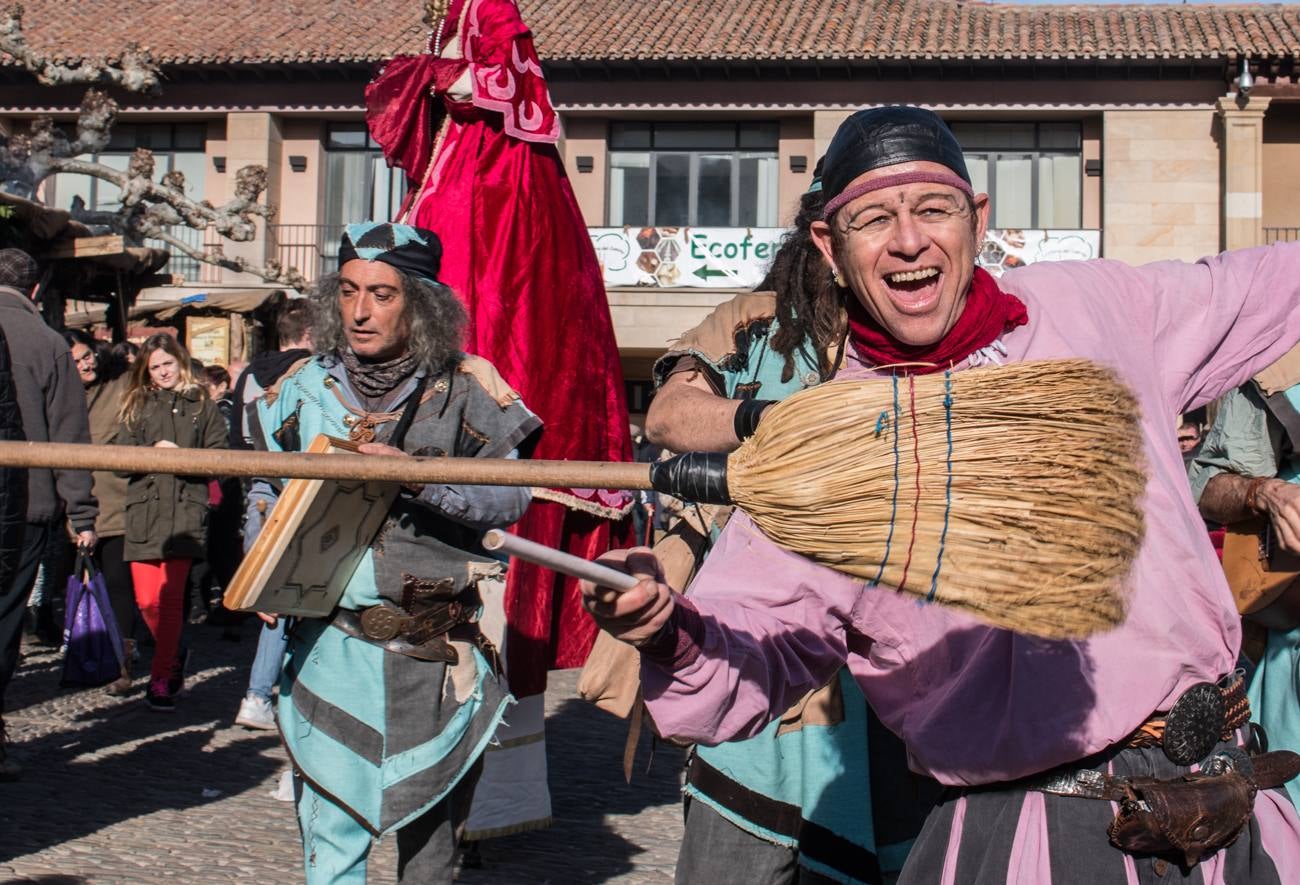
[366,0,632,697]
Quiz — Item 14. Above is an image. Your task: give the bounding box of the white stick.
[483,529,639,592]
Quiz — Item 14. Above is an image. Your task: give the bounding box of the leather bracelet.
[733,398,775,441]
[1245,477,1270,515]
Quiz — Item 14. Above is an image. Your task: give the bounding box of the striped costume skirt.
[899,741,1300,884]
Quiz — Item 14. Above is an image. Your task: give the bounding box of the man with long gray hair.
[246,222,540,883]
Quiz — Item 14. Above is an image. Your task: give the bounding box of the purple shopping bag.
[61,550,125,687]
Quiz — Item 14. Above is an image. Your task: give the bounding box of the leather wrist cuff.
[733,398,775,442]
[1245,477,1269,515]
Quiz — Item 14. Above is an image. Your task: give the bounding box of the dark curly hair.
[308,269,467,374]
[761,187,845,383]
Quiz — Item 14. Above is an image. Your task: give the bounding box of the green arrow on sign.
[693,266,728,281]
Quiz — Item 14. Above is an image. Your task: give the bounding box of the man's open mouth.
[882,267,942,313]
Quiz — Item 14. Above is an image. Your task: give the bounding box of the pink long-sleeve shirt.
[642,244,1300,787]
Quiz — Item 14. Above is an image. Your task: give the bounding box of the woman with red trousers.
[116,334,226,711]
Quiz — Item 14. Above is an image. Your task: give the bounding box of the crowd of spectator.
[0,245,315,777]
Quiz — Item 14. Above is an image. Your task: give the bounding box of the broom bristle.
[727,359,1145,639]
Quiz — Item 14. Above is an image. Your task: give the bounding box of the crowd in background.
[0,245,317,778]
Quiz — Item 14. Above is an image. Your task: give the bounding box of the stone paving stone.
[1,620,684,883]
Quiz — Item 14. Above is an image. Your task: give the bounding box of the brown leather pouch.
[1223,517,1300,628]
[1107,772,1255,866]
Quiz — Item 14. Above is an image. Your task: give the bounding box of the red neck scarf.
[845,267,1028,374]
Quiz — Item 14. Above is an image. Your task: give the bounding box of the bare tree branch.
[0,8,307,291]
[54,149,269,242]
[0,5,160,94]
[149,228,307,290]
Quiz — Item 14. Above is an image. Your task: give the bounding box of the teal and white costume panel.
[249,353,540,880]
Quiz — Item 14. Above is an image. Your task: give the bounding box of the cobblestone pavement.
[1,619,685,883]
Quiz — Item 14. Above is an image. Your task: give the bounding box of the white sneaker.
[271,767,295,802]
[234,693,276,730]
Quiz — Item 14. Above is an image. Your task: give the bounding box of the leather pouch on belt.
[1107,750,1300,866]
[1107,772,1255,867]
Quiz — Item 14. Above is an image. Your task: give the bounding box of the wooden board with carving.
[223,434,399,617]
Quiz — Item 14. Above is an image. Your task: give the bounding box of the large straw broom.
[0,359,1144,638]
[725,358,1146,638]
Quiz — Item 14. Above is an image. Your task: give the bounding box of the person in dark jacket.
[66,329,138,695]
[116,333,226,712]
[0,322,26,781]
[186,363,239,620]
[0,249,96,780]
[229,299,314,450]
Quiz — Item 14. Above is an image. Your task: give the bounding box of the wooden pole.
[0,440,654,490]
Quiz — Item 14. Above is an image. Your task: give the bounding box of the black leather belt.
[1021,747,1260,802]
[360,599,469,645]
[1005,673,1256,803]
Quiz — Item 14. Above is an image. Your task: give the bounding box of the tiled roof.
[12,1,1300,66]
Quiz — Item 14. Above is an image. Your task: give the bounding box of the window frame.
[322,122,406,229]
[953,122,1083,229]
[606,122,779,227]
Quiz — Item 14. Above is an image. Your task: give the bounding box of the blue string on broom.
[926,370,955,602]
[869,374,901,587]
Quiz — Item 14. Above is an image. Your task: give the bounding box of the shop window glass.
[607,122,779,226]
[654,154,691,225]
[323,122,405,227]
[609,153,650,226]
[953,121,1084,228]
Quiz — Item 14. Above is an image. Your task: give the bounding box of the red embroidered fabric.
[366,0,632,696]
[845,267,1029,373]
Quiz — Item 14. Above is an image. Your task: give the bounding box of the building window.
[607,122,779,227]
[46,122,209,211]
[950,122,1082,229]
[45,123,211,280]
[323,123,406,228]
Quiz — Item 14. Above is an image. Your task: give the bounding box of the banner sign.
[590,227,781,289]
[977,229,1101,278]
[589,226,1100,288]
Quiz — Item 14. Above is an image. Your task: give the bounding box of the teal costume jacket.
[1191,381,1300,810]
[253,354,540,834]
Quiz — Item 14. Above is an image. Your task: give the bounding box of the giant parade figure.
[363,0,634,838]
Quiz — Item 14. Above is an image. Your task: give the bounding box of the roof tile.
[8,0,1300,66]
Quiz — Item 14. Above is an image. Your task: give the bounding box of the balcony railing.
[145,224,225,284]
[270,224,345,282]
[1265,227,1300,244]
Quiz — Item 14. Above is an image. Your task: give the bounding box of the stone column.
[1217,95,1272,250]
[812,110,853,163]
[221,112,284,282]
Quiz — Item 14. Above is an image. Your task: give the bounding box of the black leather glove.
[648,452,732,505]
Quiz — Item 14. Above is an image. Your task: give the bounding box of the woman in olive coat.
[117,334,226,711]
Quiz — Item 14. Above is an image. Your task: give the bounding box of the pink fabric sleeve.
[1099,242,1300,413]
[640,511,862,745]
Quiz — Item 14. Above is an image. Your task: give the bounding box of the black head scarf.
[821,107,972,219]
[337,222,443,286]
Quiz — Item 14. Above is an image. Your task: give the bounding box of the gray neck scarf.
[339,348,418,402]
